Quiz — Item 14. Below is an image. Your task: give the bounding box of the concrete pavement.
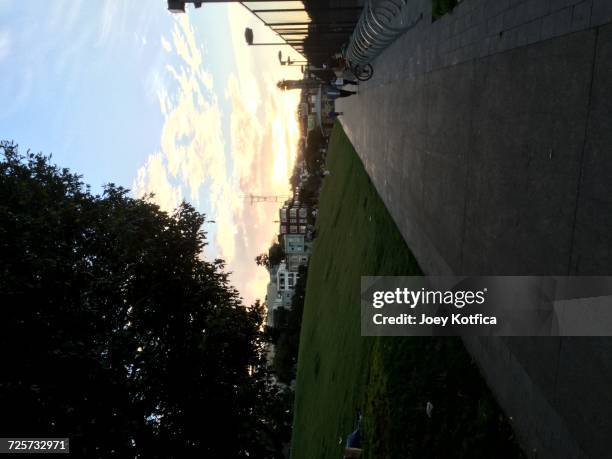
[337,0,612,457]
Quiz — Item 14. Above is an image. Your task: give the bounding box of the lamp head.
[244,28,254,45]
[167,0,186,13]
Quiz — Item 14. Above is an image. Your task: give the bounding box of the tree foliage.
[268,243,285,267]
[255,243,285,270]
[0,142,290,458]
[298,174,322,208]
[256,253,270,267]
[304,129,325,174]
[271,265,308,384]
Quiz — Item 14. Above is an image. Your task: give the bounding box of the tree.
[255,243,285,270]
[271,265,308,384]
[268,243,285,267]
[304,129,325,174]
[298,173,322,207]
[255,253,270,267]
[0,142,288,458]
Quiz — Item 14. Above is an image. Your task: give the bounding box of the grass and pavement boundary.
[289,122,523,458]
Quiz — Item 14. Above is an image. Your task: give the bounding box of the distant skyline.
[0,0,304,305]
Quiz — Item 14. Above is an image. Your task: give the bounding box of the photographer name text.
[371,288,497,327]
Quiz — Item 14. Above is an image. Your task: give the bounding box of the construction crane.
[241,194,290,205]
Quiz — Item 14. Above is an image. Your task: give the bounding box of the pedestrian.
[326,86,356,99]
[328,111,344,119]
[331,77,359,88]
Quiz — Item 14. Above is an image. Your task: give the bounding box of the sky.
[0,0,304,306]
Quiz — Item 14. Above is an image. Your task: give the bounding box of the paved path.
[337,0,612,457]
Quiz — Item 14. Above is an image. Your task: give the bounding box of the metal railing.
[345,0,423,65]
[242,1,362,60]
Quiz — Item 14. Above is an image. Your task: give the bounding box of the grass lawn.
[290,122,523,459]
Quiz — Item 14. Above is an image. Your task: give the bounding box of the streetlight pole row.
[168,0,362,68]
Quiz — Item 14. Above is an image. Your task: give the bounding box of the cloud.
[134,8,303,306]
[98,0,117,45]
[133,14,234,256]
[161,36,172,53]
[0,29,10,62]
[164,15,223,187]
[98,0,128,46]
[47,0,82,33]
[216,4,304,304]
[133,153,183,213]
[225,74,263,188]
[0,65,33,121]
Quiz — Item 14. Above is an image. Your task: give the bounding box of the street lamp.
[278,50,307,66]
[167,0,202,13]
[244,27,293,46]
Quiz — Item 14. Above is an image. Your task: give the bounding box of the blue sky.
[0,0,303,304]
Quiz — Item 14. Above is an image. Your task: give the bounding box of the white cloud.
[161,36,172,53]
[133,153,183,213]
[47,0,81,32]
[134,14,234,257]
[134,8,303,306]
[217,4,304,304]
[0,30,10,62]
[98,0,127,46]
[98,0,116,45]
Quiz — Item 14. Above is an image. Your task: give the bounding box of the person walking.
[326,86,356,99]
[331,77,359,88]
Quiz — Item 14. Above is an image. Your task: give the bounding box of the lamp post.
[244,27,294,46]
[167,0,202,13]
[278,50,307,66]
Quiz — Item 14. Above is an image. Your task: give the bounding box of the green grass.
[290,122,523,459]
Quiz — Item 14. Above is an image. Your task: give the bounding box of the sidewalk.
[337,0,612,457]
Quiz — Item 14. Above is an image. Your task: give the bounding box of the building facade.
[279,200,309,235]
[282,233,311,271]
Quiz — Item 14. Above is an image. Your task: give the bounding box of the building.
[282,233,311,271]
[265,263,293,329]
[279,199,309,235]
[264,262,295,327]
[266,280,282,327]
[276,262,297,304]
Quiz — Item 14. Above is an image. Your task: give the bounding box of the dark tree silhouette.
[255,243,285,270]
[0,142,290,458]
[255,253,270,267]
[268,243,284,267]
